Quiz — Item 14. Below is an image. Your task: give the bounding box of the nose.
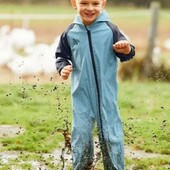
[86,4,94,11]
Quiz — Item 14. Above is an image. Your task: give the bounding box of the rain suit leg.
[71,93,124,170]
[71,109,95,169]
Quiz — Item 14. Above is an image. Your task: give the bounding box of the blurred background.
[0,0,170,83]
[0,1,170,169]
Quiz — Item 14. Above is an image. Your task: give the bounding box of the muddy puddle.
[0,145,169,169]
[0,125,169,169]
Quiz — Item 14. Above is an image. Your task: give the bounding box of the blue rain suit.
[55,11,135,170]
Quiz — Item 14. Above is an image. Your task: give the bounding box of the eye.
[80,1,87,5]
[93,2,100,6]
[94,2,99,5]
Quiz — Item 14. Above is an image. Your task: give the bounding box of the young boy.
[55,0,135,169]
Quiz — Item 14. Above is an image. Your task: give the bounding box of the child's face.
[71,0,106,25]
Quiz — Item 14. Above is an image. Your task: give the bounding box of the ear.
[70,0,77,9]
[102,0,107,9]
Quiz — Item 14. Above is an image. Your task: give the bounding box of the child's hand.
[113,40,131,54]
[61,65,73,80]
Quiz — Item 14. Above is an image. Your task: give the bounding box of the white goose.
[10,28,36,50]
[0,25,16,66]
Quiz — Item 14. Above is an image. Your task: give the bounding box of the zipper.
[85,26,115,169]
[85,26,105,142]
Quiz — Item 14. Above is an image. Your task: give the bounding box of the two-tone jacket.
[55,10,135,117]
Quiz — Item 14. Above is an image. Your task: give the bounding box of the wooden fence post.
[143,1,160,78]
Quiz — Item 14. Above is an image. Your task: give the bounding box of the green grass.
[0,3,73,14]
[0,81,169,169]
[125,157,170,170]
[0,82,72,152]
[0,4,133,14]
[119,81,170,154]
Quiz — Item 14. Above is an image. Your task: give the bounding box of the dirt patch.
[0,125,25,138]
[0,146,169,169]
[124,146,168,159]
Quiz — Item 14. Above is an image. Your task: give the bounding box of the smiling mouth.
[85,13,95,17]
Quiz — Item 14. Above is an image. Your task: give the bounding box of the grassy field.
[0,82,71,152]
[0,81,169,169]
[0,3,170,169]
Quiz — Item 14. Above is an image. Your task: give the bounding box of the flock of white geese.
[0,25,170,77]
[0,25,60,77]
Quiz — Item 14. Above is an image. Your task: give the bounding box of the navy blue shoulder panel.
[56,23,75,59]
[55,23,75,74]
[105,21,127,43]
[105,21,135,62]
